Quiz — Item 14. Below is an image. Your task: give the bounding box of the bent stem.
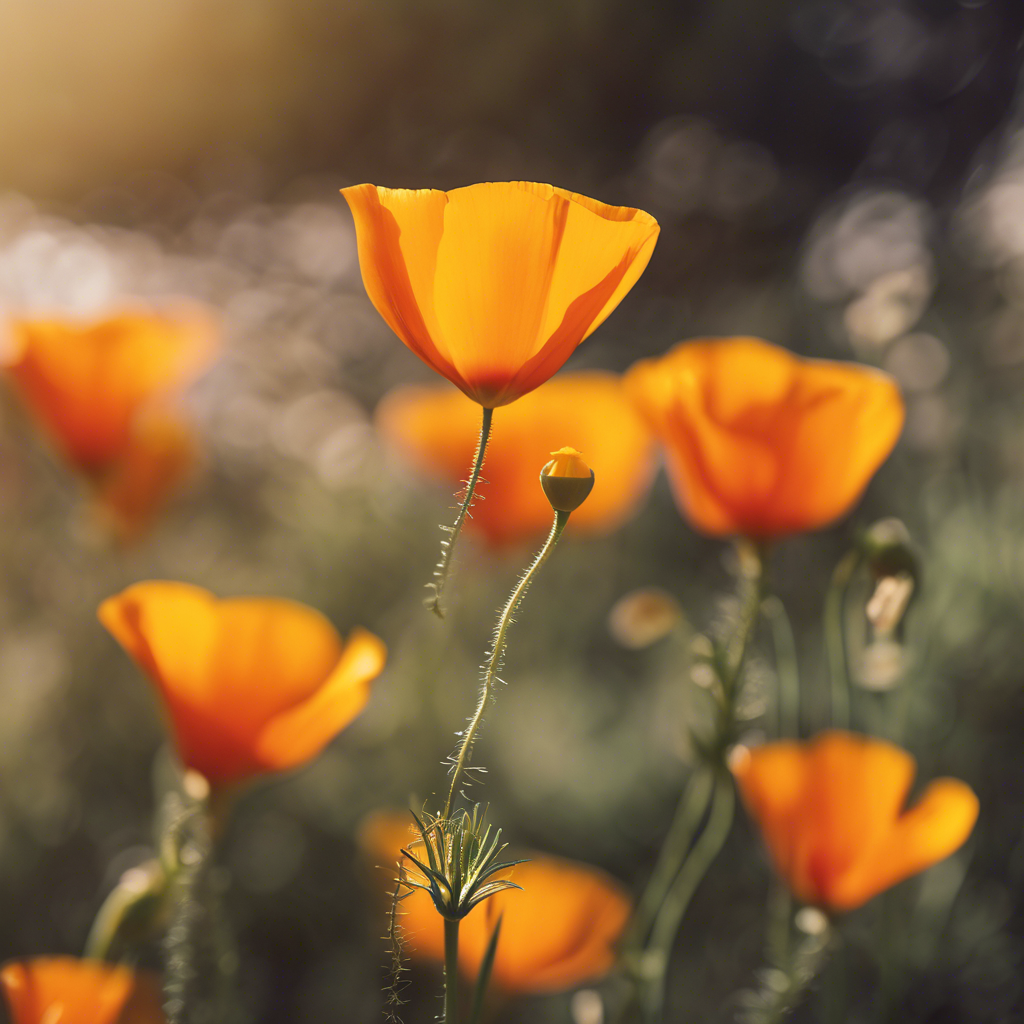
[444,918,460,1024]
[640,770,736,1024]
[427,405,494,618]
[443,509,569,819]
[825,550,859,730]
[623,766,714,953]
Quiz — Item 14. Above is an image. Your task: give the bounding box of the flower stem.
[825,550,859,730]
[444,918,460,1024]
[640,769,736,1024]
[622,766,714,953]
[443,508,569,819]
[763,594,800,739]
[427,405,493,618]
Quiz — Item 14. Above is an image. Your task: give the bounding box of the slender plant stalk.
[825,550,859,730]
[763,594,800,739]
[443,918,460,1024]
[427,406,494,618]
[623,766,714,952]
[640,771,736,1024]
[443,509,569,818]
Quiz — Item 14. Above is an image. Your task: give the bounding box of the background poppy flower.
[4,305,218,537]
[731,730,979,912]
[360,810,631,994]
[0,957,163,1024]
[625,337,905,538]
[376,373,657,545]
[98,582,387,788]
[342,182,659,409]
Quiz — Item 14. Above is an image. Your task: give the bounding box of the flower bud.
[540,447,595,513]
[860,517,918,580]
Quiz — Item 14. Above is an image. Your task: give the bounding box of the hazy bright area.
[0,2,1023,1022]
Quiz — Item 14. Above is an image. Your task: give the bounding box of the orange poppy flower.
[376,373,657,545]
[359,811,631,994]
[624,337,905,538]
[0,957,164,1024]
[98,582,387,789]
[4,306,218,537]
[342,182,659,409]
[731,731,979,912]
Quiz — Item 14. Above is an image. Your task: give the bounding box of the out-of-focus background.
[1,1,1024,1021]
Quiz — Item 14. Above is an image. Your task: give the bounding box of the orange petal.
[799,732,915,907]
[477,858,631,993]
[255,627,387,769]
[376,373,658,546]
[5,305,217,471]
[91,406,198,542]
[829,778,979,910]
[733,731,977,912]
[625,337,904,537]
[344,182,658,407]
[1,958,135,1024]
[99,582,385,787]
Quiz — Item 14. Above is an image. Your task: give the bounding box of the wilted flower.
[625,337,904,538]
[376,373,656,545]
[98,581,386,788]
[360,810,631,993]
[4,306,218,538]
[731,730,979,912]
[0,958,164,1024]
[342,182,659,408]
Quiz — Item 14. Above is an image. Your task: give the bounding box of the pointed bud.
[540,447,595,513]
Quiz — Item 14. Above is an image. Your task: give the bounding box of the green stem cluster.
[625,541,766,1024]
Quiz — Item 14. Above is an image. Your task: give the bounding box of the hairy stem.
[427,405,493,618]
[444,509,569,819]
[444,918,460,1024]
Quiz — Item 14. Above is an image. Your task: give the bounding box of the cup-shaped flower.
[377,373,657,545]
[731,730,979,912]
[4,306,218,537]
[360,811,631,994]
[625,337,905,538]
[1,957,163,1024]
[98,582,387,789]
[343,182,659,408]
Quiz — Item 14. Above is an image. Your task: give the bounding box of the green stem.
[444,918,460,1024]
[623,767,714,952]
[763,594,800,739]
[640,771,736,1024]
[825,551,859,730]
[427,405,493,618]
[766,882,793,970]
[443,509,569,819]
[84,861,168,961]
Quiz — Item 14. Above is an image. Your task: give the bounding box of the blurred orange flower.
[731,730,979,912]
[376,373,657,545]
[342,182,659,409]
[625,337,904,538]
[99,582,387,789]
[360,810,631,994]
[4,306,218,538]
[0,957,164,1024]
